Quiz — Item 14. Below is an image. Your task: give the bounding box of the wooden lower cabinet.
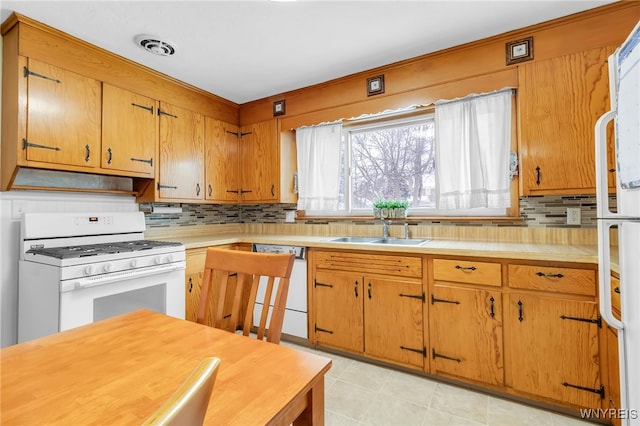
[313,270,363,352]
[430,285,504,386]
[311,250,425,369]
[506,293,602,408]
[606,324,622,426]
[364,277,424,368]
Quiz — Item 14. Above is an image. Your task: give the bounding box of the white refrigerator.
[596,20,640,426]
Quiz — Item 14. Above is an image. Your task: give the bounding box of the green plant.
[373,200,387,209]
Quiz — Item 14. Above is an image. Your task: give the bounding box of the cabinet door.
[158,102,204,200]
[240,120,278,202]
[519,46,615,194]
[313,271,363,352]
[185,272,203,323]
[507,294,602,408]
[430,285,504,385]
[204,117,240,202]
[364,277,424,368]
[101,84,156,176]
[606,325,621,426]
[25,58,100,168]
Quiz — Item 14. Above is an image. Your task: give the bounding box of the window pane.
[349,119,435,209]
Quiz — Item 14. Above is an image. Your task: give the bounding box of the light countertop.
[154,232,605,266]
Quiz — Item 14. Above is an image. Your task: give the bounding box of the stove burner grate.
[26,240,182,259]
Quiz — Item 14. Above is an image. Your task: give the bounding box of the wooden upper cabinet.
[239,119,279,202]
[519,46,615,195]
[24,58,101,168]
[204,117,240,202]
[101,84,157,177]
[157,102,204,200]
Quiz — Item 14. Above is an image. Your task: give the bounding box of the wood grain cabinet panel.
[364,278,424,368]
[508,264,596,296]
[157,102,204,200]
[313,270,364,353]
[101,84,157,177]
[519,46,616,195]
[311,250,425,369]
[24,58,101,169]
[204,117,240,202]
[606,324,621,426]
[430,285,504,386]
[506,293,602,408]
[239,119,279,202]
[433,259,501,287]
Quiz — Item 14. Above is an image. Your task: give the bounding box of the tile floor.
[281,341,593,426]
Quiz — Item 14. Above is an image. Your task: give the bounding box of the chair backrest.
[197,247,295,344]
[142,357,220,426]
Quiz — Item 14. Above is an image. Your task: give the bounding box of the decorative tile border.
[140,195,613,229]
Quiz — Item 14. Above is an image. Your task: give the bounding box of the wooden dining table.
[1,309,332,425]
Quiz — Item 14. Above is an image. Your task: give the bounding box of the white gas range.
[18,212,185,343]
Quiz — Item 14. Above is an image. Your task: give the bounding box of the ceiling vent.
[136,35,177,56]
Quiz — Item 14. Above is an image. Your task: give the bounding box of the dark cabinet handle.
[271,184,275,197]
[609,168,616,173]
[107,147,113,165]
[84,145,91,163]
[354,281,359,298]
[536,272,564,279]
[615,287,620,294]
[535,166,541,185]
[489,296,495,318]
[368,283,372,299]
[455,265,477,271]
[208,184,212,197]
[157,183,178,190]
[188,277,193,293]
[196,183,200,196]
[517,300,524,322]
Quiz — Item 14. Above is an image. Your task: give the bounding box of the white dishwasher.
[252,244,308,339]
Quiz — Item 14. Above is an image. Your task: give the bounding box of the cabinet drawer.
[433,259,501,287]
[611,275,621,320]
[508,264,596,296]
[315,251,421,278]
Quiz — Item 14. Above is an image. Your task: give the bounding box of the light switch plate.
[566,207,581,225]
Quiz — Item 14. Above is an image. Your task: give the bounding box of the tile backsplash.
[140,195,613,228]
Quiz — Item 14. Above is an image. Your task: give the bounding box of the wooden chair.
[197,247,295,344]
[142,357,220,426]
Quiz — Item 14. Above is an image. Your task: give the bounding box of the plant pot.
[373,208,381,218]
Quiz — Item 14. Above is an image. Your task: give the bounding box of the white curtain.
[435,89,512,209]
[296,123,343,211]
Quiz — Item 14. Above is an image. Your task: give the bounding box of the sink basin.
[330,236,379,243]
[330,236,429,246]
[370,238,430,246]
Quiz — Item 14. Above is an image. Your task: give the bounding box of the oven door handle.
[61,262,186,292]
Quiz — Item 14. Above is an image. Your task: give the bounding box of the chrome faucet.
[381,218,390,240]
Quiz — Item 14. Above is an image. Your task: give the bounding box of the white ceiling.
[1,0,615,104]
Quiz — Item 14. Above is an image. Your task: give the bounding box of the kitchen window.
[297,90,518,218]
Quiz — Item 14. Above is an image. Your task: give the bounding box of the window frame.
[299,102,520,220]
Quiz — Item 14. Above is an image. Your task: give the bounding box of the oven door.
[59,262,186,332]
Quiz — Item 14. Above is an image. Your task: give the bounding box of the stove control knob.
[166,254,174,263]
[84,266,93,276]
[102,264,112,273]
[130,259,138,268]
[154,256,162,265]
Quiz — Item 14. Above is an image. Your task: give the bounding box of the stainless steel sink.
[329,236,380,243]
[370,238,430,246]
[330,236,429,246]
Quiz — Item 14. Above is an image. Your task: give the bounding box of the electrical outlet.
[285,211,296,223]
[566,207,581,225]
[12,200,28,219]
